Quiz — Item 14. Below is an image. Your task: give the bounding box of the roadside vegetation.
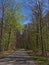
[32,56,49,65]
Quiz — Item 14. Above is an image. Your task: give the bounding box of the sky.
[16,0,49,25]
[0,0,49,25]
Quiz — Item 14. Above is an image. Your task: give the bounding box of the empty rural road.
[0,49,36,65]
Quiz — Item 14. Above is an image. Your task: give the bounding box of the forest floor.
[0,50,16,58]
[0,49,36,65]
[28,51,49,65]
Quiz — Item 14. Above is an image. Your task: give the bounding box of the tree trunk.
[0,0,4,51]
[40,16,46,56]
[7,27,11,50]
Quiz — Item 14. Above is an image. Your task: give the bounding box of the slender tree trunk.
[7,27,11,50]
[36,22,39,50]
[0,19,3,51]
[0,0,4,51]
[40,16,46,56]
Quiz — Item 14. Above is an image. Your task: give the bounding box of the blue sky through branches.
[16,0,48,25]
[0,0,49,25]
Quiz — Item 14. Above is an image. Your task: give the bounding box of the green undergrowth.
[31,56,49,65]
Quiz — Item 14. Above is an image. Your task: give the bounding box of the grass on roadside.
[31,56,49,65]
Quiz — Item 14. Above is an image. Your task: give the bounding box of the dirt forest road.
[0,49,36,65]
